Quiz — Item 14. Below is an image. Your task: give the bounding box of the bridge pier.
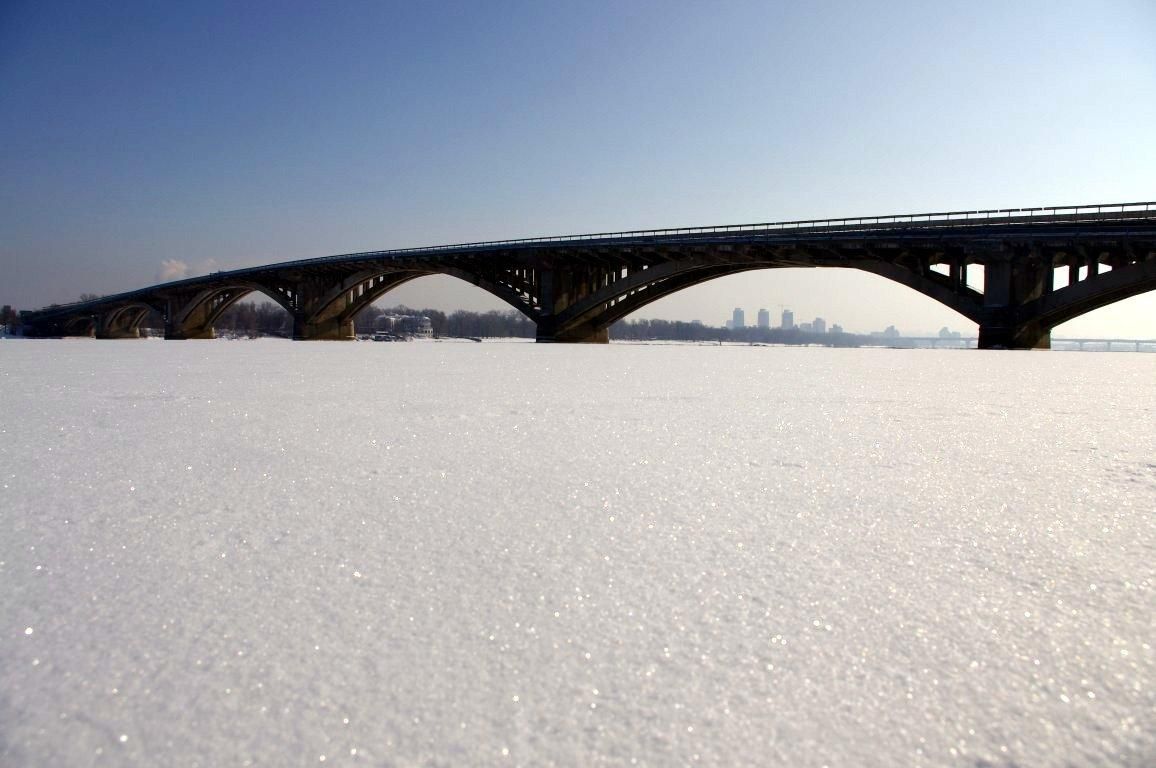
[977,252,1054,349]
[95,328,140,339]
[977,323,1051,350]
[293,315,356,340]
[95,306,151,339]
[163,291,229,339]
[533,266,614,343]
[535,325,610,343]
[165,327,216,340]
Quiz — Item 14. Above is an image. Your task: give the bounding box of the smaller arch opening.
[137,306,166,337]
[356,273,537,340]
[1051,291,1156,343]
[213,293,292,339]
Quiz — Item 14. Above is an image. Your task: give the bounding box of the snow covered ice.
[1,338,1154,766]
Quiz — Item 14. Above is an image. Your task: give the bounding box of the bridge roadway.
[21,202,1156,349]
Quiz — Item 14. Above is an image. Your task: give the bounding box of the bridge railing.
[26,201,1156,316]
[311,201,1156,262]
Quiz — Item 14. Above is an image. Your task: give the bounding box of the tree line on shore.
[357,304,537,338]
[0,305,20,332]
[163,301,539,339]
[210,301,869,344]
[6,298,868,346]
[609,318,867,346]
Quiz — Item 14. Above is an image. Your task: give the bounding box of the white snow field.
[1,339,1154,767]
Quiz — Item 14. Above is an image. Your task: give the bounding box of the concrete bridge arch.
[21,203,1156,348]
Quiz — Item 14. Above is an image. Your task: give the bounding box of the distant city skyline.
[728,306,860,336]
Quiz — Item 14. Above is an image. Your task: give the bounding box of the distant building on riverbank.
[374,314,433,338]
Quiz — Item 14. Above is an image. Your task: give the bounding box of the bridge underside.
[21,211,1156,349]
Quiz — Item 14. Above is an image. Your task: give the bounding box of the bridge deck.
[22,201,1156,350]
[33,202,1156,312]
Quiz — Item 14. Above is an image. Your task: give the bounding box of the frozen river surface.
[2,339,1154,767]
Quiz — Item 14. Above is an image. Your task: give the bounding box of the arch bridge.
[22,202,1156,349]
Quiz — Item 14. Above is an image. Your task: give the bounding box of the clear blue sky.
[2,0,1154,336]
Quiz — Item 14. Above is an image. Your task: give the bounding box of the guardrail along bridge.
[22,202,1156,349]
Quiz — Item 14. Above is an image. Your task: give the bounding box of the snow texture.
[1,339,1154,767]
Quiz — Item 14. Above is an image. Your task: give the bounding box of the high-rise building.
[757,308,770,329]
[781,309,794,329]
[732,307,745,329]
[813,317,827,334]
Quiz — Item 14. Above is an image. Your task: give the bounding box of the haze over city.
[2,1,1154,337]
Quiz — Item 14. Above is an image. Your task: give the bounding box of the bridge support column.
[285,276,365,340]
[535,325,610,343]
[293,315,355,341]
[95,308,149,339]
[977,322,1050,350]
[165,326,216,340]
[533,267,612,343]
[978,251,1053,349]
[164,293,222,339]
[95,328,141,339]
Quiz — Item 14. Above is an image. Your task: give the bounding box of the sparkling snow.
[1,339,1154,767]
